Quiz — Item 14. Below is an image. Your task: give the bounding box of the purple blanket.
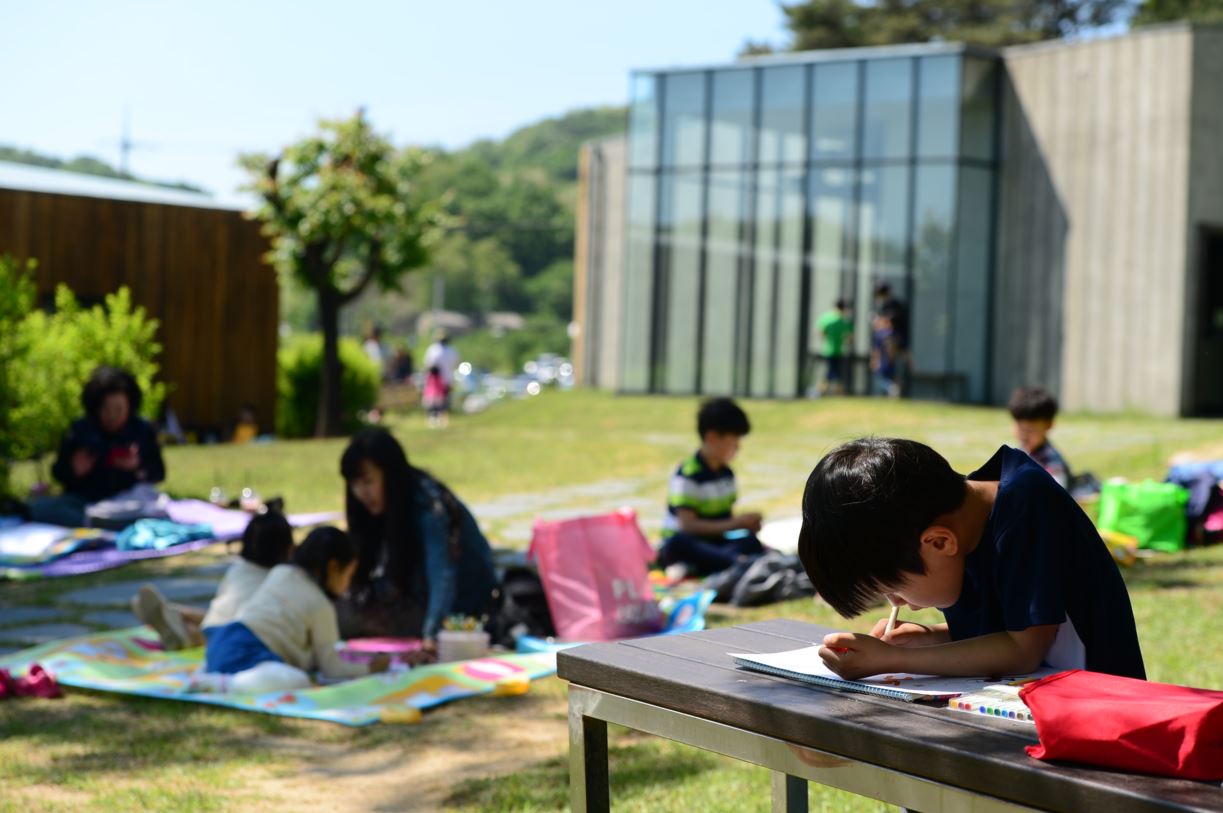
[2,502,340,580]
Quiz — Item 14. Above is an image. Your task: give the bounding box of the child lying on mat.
[132,511,295,650]
[192,526,389,693]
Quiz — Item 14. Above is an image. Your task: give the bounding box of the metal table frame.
[568,683,1038,813]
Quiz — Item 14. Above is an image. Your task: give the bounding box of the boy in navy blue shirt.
[797,438,1144,680]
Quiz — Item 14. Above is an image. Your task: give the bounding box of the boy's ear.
[919,525,959,557]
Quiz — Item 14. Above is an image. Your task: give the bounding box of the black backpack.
[487,553,555,648]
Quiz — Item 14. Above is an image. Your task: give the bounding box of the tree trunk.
[316,289,344,438]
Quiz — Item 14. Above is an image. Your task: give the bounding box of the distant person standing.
[870,314,900,398]
[423,330,459,389]
[874,282,909,395]
[422,366,450,429]
[816,299,853,396]
[363,326,389,382]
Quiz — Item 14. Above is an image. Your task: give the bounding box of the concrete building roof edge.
[1001,21,1216,58]
[632,41,995,76]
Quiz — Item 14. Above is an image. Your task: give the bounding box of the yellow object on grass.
[1099,529,1139,567]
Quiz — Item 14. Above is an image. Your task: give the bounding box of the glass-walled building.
[621,44,999,402]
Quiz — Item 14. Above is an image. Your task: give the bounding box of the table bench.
[558,619,1223,813]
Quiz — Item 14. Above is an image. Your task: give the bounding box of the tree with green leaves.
[242,111,445,436]
[753,0,1131,51]
[1133,0,1223,25]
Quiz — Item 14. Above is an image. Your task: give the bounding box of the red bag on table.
[1020,669,1223,781]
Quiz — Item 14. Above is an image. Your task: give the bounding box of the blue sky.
[2,0,786,203]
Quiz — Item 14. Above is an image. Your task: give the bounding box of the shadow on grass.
[1123,547,1223,593]
[0,692,307,785]
[442,741,719,812]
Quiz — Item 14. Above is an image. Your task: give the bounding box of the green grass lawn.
[3,391,1222,812]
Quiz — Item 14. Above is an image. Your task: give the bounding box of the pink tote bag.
[528,509,664,641]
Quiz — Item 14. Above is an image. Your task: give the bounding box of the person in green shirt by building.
[817,299,854,396]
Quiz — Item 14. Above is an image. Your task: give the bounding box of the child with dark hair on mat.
[194,527,388,693]
[131,511,295,650]
[656,398,764,579]
[797,438,1145,681]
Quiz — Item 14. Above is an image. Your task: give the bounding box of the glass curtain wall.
[623,48,998,402]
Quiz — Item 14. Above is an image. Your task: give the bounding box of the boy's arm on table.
[820,624,1058,680]
[673,508,761,536]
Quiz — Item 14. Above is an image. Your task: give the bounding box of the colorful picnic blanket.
[0,627,557,727]
[0,506,340,580]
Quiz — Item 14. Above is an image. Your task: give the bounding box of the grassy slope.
[3,391,1222,812]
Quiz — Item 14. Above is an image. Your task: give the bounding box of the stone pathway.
[1,574,225,649]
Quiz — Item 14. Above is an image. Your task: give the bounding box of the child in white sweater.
[199,527,388,692]
[132,511,294,650]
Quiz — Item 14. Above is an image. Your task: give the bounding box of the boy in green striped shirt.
[657,398,764,578]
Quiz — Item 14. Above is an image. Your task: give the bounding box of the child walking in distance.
[422,365,450,428]
[657,398,764,578]
[197,527,388,693]
[797,438,1144,680]
[131,511,295,650]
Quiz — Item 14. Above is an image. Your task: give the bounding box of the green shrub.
[277,334,380,438]
[0,257,165,494]
[0,255,38,494]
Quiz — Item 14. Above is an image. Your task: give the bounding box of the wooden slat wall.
[0,188,277,433]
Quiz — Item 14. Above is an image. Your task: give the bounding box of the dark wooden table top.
[557,619,1223,813]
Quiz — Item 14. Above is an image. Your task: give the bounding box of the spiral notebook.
[731,646,1050,703]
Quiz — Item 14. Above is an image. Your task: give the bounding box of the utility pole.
[119,108,132,176]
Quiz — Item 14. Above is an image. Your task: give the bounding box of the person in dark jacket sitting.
[30,366,166,527]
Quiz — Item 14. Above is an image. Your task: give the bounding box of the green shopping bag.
[1096,480,1190,552]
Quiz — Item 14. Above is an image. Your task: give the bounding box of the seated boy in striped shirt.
[657,398,764,578]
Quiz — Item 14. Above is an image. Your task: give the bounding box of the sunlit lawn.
[3,391,1222,812]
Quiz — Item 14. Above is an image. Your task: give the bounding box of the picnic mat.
[0,523,112,567]
[0,627,557,726]
[0,503,340,580]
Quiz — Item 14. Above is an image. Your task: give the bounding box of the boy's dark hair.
[1008,387,1059,423]
[797,438,967,618]
[240,511,294,569]
[292,526,357,598]
[834,299,848,310]
[82,366,142,420]
[697,398,750,438]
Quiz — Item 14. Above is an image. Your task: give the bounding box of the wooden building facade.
[0,162,278,434]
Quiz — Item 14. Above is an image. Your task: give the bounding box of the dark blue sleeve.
[135,420,166,484]
[420,503,457,641]
[990,472,1069,632]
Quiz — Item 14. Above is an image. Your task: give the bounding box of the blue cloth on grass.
[116,519,213,551]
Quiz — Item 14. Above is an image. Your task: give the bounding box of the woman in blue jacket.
[337,428,495,662]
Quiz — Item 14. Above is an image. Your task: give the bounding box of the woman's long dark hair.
[340,428,464,595]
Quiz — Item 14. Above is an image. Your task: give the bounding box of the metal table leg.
[570,691,609,813]
[772,772,809,813]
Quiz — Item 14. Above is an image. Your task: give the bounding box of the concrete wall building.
[575,24,1223,415]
